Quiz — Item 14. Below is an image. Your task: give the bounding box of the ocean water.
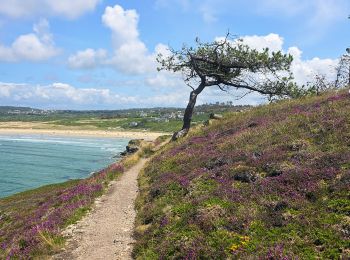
[0,134,129,198]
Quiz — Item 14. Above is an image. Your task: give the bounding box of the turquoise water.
[0,134,129,198]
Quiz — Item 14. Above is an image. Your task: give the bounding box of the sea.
[0,134,129,198]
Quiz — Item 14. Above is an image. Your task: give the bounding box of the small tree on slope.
[335,49,350,88]
[157,35,301,141]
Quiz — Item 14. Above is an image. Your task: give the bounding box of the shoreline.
[0,128,167,141]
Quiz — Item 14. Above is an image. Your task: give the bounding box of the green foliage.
[158,34,301,100]
[64,206,91,226]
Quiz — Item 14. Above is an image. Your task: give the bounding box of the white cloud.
[0,82,137,108]
[68,49,107,69]
[102,4,159,74]
[145,71,185,89]
[0,82,17,97]
[287,47,338,85]
[0,82,188,108]
[240,33,284,52]
[102,5,140,46]
[0,19,59,62]
[69,5,168,75]
[217,33,338,86]
[215,33,284,53]
[0,0,101,19]
[198,87,265,106]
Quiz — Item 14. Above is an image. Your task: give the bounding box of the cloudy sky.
[0,0,349,109]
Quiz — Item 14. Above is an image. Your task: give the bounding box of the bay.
[0,134,129,198]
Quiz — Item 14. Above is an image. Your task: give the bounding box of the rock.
[248,122,258,128]
[263,163,283,177]
[120,151,128,156]
[231,165,259,183]
[126,146,139,153]
[209,113,223,120]
[203,119,213,126]
[128,139,143,146]
[273,201,288,211]
[233,171,258,183]
[119,139,142,156]
[205,157,229,170]
[252,151,262,160]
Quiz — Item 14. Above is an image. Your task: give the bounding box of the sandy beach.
[0,128,166,141]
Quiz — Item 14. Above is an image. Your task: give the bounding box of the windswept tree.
[335,49,350,88]
[157,35,300,140]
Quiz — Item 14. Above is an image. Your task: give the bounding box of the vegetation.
[134,90,350,259]
[0,104,249,133]
[303,49,350,95]
[0,139,162,259]
[335,50,350,88]
[157,34,301,140]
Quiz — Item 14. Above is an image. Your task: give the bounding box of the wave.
[0,135,126,147]
[0,137,99,146]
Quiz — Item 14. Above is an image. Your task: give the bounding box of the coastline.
[0,128,167,141]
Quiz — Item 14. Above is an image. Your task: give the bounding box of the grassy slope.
[134,91,350,259]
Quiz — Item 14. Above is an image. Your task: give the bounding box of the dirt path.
[53,159,148,260]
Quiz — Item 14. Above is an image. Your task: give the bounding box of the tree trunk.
[172,82,206,141]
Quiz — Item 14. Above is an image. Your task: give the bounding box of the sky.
[0,0,349,109]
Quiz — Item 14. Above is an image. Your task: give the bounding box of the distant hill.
[0,106,40,112]
[0,104,251,133]
[134,90,350,259]
[0,103,250,115]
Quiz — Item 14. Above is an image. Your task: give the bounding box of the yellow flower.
[230,235,251,252]
[230,244,240,251]
[240,236,250,242]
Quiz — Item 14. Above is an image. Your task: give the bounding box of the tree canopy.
[157,35,300,140]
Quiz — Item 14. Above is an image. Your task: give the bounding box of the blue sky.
[0,0,349,109]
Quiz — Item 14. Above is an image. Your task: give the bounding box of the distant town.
[0,103,251,132]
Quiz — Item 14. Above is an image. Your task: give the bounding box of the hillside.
[134,90,350,259]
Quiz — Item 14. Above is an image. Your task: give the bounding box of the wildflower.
[240,236,250,245]
[230,243,240,252]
